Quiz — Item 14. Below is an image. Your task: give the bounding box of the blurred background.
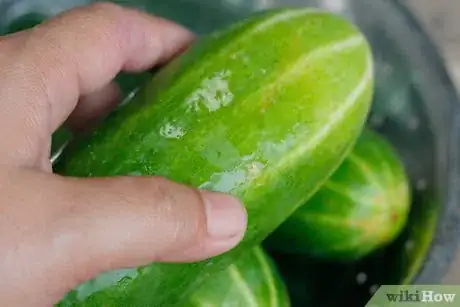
[409,0,460,93]
[406,0,460,284]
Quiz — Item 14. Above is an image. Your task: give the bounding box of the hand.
[0,3,247,306]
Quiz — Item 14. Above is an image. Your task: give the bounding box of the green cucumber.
[266,129,411,261]
[54,7,374,306]
[268,191,438,307]
[186,246,289,307]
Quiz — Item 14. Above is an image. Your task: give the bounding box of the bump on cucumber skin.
[266,129,411,262]
[186,246,290,307]
[54,7,374,307]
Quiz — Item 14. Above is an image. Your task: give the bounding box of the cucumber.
[268,192,438,307]
[266,129,411,261]
[54,7,374,306]
[186,246,289,307]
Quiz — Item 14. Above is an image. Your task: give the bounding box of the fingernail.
[201,191,247,240]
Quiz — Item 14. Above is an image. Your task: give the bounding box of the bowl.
[1,0,460,304]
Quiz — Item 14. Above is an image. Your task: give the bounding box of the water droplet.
[369,284,379,294]
[416,178,427,191]
[119,87,140,107]
[356,272,367,284]
[369,114,385,128]
[159,122,186,139]
[408,116,420,131]
[186,70,234,113]
[405,240,415,251]
[248,161,265,177]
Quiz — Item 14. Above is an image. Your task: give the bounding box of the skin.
[0,3,247,306]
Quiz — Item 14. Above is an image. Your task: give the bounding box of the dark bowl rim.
[392,0,460,285]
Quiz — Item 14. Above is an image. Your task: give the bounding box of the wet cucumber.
[266,130,411,261]
[187,246,289,307]
[54,7,374,306]
[268,192,436,307]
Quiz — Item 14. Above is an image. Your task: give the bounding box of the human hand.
[0,3,247,306]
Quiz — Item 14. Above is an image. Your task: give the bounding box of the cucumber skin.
[187,246,290,307]
[54,7,374,306]
[266,130,411,261]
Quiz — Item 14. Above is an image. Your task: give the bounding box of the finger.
[0,2,195,165]
[66,81,122,133]
[54,176,246,265]
[0,170,247,306]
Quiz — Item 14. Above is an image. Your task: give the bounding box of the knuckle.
[111,176,207,249]
[149,177,208,240]
[149,176,175,204]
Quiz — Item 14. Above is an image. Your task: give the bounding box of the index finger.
[0,2,194,161]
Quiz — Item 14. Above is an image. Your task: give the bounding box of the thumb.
[55,175,248,265]
[0,169,247,306]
